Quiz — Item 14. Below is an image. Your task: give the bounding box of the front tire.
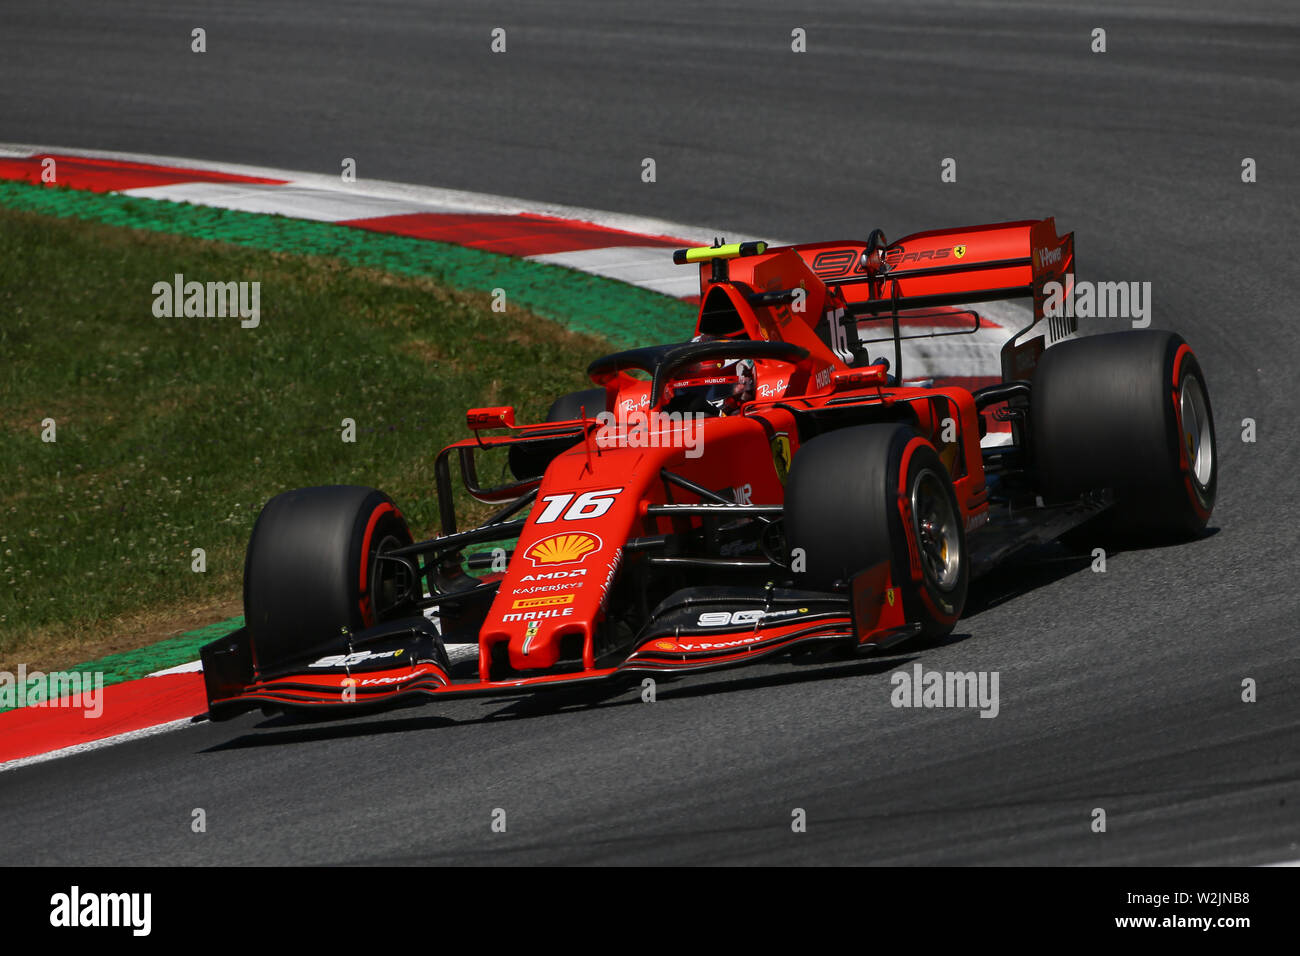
[785,424,968,642]
[243,485,414,671]
[544,387,606,423]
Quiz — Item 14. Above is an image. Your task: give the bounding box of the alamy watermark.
[0,666,104,718]
[151,273,260,328]
[593,408,706,458]
[890,663,999,718]
[50,886,150,936]
[1042,272,1151,328]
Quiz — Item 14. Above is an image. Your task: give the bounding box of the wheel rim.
[1179,373,1214,489]
[368,531,412,621]
[911,469,962,591]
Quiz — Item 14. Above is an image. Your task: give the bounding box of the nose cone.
[506,614,589,671]
[476,433,656,679]
[480,528,616,678]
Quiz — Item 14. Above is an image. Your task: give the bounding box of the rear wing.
[673,218,1075,383]
[824,218,1075,381]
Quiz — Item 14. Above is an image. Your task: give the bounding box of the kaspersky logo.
[525,532,601,567]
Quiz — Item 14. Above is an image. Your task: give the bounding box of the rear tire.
[785,424,968,642]
[1032,330,1216,541]
[243,485,414,671]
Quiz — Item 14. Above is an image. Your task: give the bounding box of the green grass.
[0,206,617,671]
[0,180,696,350]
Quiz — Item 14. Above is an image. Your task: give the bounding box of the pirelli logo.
[511,594,576,610]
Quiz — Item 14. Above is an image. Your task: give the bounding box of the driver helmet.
[662,335,756,416]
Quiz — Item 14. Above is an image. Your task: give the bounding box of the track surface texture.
[2,0,1297,865]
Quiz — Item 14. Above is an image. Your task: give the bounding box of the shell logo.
[654,640,679,651]
[525,532,602,567]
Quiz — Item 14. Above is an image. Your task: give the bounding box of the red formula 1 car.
[201,218,1218,718]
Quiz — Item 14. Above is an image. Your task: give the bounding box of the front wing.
[202,563,917,719]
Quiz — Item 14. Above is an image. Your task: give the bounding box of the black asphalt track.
[1,0,1297,864]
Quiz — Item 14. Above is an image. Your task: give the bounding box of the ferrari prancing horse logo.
[771,433,791,485]
[953,245,966,259]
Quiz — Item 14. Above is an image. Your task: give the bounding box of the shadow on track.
[198,653,915,753]
[964,527,1221,618]
[199,530,1221,753]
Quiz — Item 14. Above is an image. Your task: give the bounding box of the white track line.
[147,660,204,677]
[0,718,200,774]
[123,181,431,222]
[531,246,705,298]
[0,142,751,245]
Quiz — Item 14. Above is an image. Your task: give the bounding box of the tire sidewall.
[243,486,413,671]
[347,495,414,630]
[785,424,967,640]
[1170,346,1216,524]
[889,437,968,633]
[1031,330,1217,539]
